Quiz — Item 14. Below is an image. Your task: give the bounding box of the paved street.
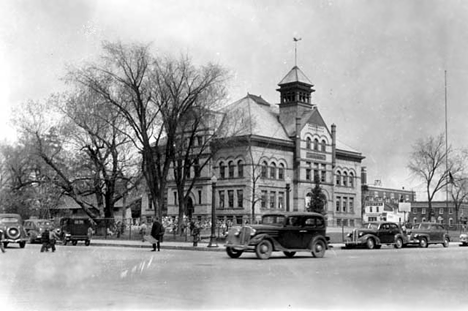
[1,243,468,311]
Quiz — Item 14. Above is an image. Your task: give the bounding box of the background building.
[409,201,468,228]
[361,168,416,224]
[157,65,365,227]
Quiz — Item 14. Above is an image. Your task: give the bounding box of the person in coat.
[150,218,164,252]
[41,228,51,252]
[49,228,59,252]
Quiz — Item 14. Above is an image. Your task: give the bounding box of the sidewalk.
[89,237,345,252]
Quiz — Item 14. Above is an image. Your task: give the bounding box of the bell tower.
[277,66,315,132]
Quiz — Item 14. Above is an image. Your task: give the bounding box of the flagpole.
[445,70,449,225]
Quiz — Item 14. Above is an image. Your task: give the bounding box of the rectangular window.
[439,208,443,214]
[350,219,355,227]
[198,190,202,205]
[229,163,234,178]
[336,197,341,212]
[238,163,244,178]
[173,192,177,205]
[228,190,234,208]
[449,207,453,214]
[261,190,267,208]
[261,164,267,178]
[370,206,373,213]
[270,191,276,209]
[343,197,347,213]
[349,198,354,213]
[278,166,284,180]
[219,190,225,209]
[186,167,191,179]
[197,135,203,146]
[220,164,225,179]
[278,191,284,209]
[306,168,312,181]
[422,208,426,214]
[237,190,243,208]
[194,159,200,178]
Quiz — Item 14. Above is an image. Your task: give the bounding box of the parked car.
[59,217,92,246]
[405,222,450,248]
[0,213,29,248]
[225,212,329,260]
[460,232,468,247]
[24,219,54,243]
[345,221,406,249]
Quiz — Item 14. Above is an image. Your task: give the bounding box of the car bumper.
[2,238,28,243]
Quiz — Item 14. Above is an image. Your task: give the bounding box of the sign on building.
[398,202,411,212]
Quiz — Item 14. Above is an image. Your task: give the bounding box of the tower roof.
[278,66,313,86]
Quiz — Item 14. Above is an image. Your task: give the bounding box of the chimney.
[361,167,367,185]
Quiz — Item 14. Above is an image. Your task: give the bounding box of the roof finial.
[293,37,302,67]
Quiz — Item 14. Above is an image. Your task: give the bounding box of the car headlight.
[250,228,256,236]
[358,232,363,237]
[346,233,351,237]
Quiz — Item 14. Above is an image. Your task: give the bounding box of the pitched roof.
[221,94,291,141]
[278,66,313,86]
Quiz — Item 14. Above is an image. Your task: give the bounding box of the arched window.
[306,137,312,149]
[237,160,244,178]
[336,171,341,186]
[413,217,417,224]
[228,161,235,178]
[314,138,319,151]
[343,172,348,187]
[321,140,326,152]
[278,163,285,180]
[349,172,354,188]
[270,162,277,179]
[261,161,268,178]
[219,162,226,179]
[449,218,453,226]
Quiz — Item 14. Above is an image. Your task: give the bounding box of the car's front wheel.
[366,238,375,249]
[283,251,296,258]
[311,238,326,258]
[443,237,450,248]
[72,240,78,246]
[255,240,273,260]
[85,240,90,246]
[394,237,403,249]
[226,247,243,258]
[419,238,428,248]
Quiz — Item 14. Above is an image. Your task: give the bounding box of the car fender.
[359,233,382,245]
[249,233,279,248]
[394,233,408,245]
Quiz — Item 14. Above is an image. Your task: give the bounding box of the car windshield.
[0,217,20,223]
[38,221,51,226]
[261,215,285,226]
[363,223,379,230]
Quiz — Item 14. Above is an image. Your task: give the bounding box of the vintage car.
[0,213,29,248]
[345,221,406,249]
[225,212,328,260]
[59,217,93,246]
[405,222,450,248]
[460,233,468,246]
[24,219,54,243]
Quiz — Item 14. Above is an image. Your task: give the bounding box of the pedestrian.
[140,222,147,242]
[41,228,51,252]
[150,218,164,252]
[0,228,5,253]
[49,228,59,252]
[192,222,201,247]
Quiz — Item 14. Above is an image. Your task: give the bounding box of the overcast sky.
[1,0,467,198]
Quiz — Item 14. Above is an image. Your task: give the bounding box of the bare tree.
[69,41,229,222]
[408,134,462,221]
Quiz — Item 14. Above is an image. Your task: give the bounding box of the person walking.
[150,218,164,252]
[41,228,51,252]
[140,222,147,242]
[49,228,59,252]
[0,228,5,253]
